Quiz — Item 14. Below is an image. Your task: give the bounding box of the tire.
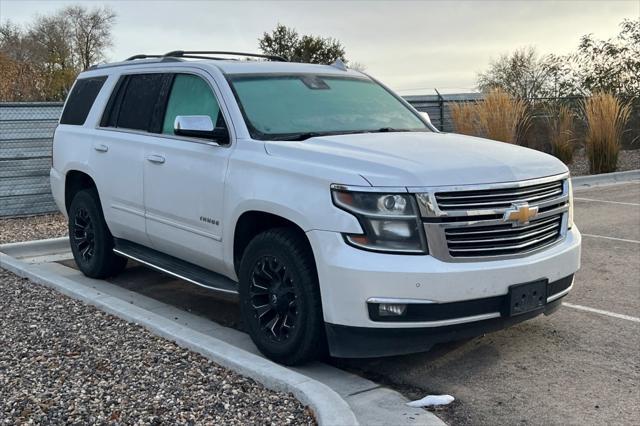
[239,227,326,365]
[68,189,127,279]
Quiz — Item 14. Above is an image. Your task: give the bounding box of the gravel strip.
[0,268,315,425]
[568,148,640,176]
[0,213,67,245]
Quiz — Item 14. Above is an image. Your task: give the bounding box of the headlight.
[567,177,574,229]
[331,187,427,254]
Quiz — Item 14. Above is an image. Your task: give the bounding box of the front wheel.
[68,189,127,278]
[239,228,325,365]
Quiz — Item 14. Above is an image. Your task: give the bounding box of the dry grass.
[583,92,631,174]
[450,102,477,136]
[475,89,530,144]
[546,104,576,164]
[449,88,530,144]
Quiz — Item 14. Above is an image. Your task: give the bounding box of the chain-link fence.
[404,93,483,132]
[406,94,639,153]
[0,102,63,217]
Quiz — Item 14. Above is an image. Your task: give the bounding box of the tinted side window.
[100,76,127,128]
[116,74,165,131]
[60,76,107,125]
[162,74,225,136]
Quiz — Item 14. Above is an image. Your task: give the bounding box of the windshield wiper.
[367,127,411,133]
[276,132,329,141]
[272,128,413,141]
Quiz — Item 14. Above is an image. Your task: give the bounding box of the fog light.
[378,303,407,317]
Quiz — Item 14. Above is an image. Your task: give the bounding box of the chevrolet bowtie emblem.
[504,203,538,225]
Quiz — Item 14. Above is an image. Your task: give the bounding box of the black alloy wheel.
[239,228,325,365]
[73,207,96,262]
[249,255,300,343]
[68,189,127,278]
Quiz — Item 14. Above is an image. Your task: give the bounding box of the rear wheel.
[239,228,325,365]
[68,189,127,278]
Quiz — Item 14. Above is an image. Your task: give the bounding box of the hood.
[264,132,568,187]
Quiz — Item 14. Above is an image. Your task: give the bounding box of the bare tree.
[477,47,561,99]
[1,21,45,100]
[0,5,116,100]
[476,19,640,99]
[65,5,116,70]
[26,12,77,99]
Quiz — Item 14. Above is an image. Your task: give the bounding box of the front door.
[143,72,231,272]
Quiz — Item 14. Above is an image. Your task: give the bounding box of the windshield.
[228,74,430,140]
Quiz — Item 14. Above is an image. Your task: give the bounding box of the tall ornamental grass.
[475,89,530,144]
[583,93,631,174]
[546,104,576,164]
[450,88,530,144]
[450,102,477,136]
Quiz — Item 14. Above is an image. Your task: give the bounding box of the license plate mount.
[508,280,547,316]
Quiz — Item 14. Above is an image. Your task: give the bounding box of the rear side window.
[60,76,107,125]
[115,74,167,131]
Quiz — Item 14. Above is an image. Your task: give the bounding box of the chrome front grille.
[412,173,570,262]
[434,179,564,212]
[445,214,563,258]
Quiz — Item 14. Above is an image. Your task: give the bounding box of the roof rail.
[125,54,164,61]
[88,50,287,70]
[88,55,182,70]
[162,50,288,62]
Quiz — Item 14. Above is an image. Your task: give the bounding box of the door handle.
[93,144,109,153]
[146,154,165,164]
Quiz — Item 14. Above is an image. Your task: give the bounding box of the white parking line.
[581,233,640,244]
[574,197,640,207]
[563,302,640,323]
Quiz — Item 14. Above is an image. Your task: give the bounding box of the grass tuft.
[450,88,530,144]
[450,102,477,136]
[545,104,576,164]
[583,92,631,174]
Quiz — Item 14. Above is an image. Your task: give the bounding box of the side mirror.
[419,111,432,124]
[174,115,229,144]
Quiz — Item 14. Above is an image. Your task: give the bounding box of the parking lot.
[12,181,639,425]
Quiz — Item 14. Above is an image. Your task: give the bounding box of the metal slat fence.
[0,102,63,217]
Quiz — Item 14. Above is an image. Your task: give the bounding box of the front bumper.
[307,227,580,355]
[326,295,565,358]
[308,227,580,328]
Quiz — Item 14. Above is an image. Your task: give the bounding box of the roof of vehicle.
[85,55,365,78]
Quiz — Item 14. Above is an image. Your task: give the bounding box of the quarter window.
[162,74,224,136]
[60,76,107,125]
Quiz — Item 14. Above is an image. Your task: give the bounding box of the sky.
[1,0,638,94]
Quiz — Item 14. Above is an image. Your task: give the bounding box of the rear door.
[142,71,232,272]
[92,73,169,246]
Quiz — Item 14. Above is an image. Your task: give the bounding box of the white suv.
[51,51,581,365]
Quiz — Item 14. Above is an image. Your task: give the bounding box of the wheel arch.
[65,170,98,212]
[232,209,316,277]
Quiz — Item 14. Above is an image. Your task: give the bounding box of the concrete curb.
[0,246,358,426]
[572,169,640,189]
